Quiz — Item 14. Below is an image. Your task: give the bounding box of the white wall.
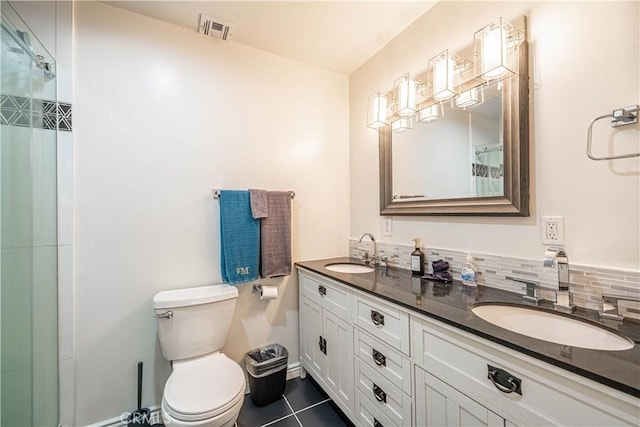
[73,3,349,424]
[350,1,640,270]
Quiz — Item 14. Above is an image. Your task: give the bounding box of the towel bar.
[586,105,639,161]
[212,189,295,199]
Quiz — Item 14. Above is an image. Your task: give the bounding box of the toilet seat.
[163,353,245,422]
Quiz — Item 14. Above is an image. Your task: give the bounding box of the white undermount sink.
[471,303,634,351]
[324,262,375,274]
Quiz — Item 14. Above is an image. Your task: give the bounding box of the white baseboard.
[89,362,302,426]
[286,361,301,381]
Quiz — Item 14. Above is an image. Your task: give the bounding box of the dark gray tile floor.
[236,376,354,427]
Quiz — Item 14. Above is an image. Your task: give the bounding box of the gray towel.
[249,189,268,219]
[260,191,291,278]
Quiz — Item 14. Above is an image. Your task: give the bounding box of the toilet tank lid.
[153,285,238,309]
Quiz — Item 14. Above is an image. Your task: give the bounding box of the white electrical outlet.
[382,217,392,237]
[541,216,564,245]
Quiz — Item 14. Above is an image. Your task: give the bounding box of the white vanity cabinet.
[298,270,354,417]
[297,266,640,427]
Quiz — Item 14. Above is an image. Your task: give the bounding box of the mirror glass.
[392,85,503,201]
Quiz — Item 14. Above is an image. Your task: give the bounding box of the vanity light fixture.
[367,92,390,129]
[417,103,444,123]
[366,16,523,131]
[475,17,522,83]
[429,50,469,101]
[430,50,455,101]
[394,73,419,117]
[391,116,413,133]
[453,86,484,110]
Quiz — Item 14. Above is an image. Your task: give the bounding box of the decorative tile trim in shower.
[349,239,640,311]
[472,163,503,178]
[0,94,72,131]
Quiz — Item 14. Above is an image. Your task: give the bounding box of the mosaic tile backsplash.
[349,239,640,311]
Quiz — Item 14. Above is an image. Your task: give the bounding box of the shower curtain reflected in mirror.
[1,3,58,426]
[474,143,503,197]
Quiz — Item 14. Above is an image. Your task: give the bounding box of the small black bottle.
[411,238,425,276]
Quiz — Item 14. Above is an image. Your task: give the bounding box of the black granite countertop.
[295,257,640,398]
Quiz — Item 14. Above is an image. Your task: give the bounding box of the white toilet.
[153,285,246,427]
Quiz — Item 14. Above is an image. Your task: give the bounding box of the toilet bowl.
[161,353,246,427]
[153,285,246,427]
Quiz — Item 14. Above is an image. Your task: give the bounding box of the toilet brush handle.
[137,361,143,410]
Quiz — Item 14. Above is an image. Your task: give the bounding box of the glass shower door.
[0,3,58,426]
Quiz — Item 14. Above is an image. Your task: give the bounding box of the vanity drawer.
[300,271,350,320]
[354,294,410,355]
[354,328,411,394]
[354,359,412,427]
[411,315,640,427]
[355,390,397,427]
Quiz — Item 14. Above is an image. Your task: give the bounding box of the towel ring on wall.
[586,105,639,161]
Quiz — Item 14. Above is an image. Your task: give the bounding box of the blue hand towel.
[219,190,260,284]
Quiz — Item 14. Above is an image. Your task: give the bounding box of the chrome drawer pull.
[487,364,522,395]
[372,349,386,367]
[370,310,385,326]
[374,418,384,427]
[373,383,387,403]
[318,285,327,296]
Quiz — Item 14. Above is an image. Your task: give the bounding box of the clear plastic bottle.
[461,253,478,287]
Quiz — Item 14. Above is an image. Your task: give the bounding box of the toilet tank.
[153,285,239,361]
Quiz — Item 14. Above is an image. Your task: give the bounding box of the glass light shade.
[453,86,484,110]
[429,50,461,101]
[367,92,389,129]
[391,116,413,133]
[394,73,418,117]
[475,17,520,82]
[417,103,444,123]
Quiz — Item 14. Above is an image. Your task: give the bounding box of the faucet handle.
[380,254,399,266]
[599,294,640,322]
[508,278,545,305]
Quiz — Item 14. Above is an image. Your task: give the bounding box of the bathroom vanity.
[296,258,640,427]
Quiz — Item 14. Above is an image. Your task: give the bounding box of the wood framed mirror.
[379,41,529,216]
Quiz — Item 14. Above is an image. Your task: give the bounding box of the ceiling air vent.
[198,14,234,42]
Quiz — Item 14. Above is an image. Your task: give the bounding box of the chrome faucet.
[543,247,576,313]
[359,233,379,265]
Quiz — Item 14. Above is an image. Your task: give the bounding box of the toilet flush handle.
[154,311,173,319]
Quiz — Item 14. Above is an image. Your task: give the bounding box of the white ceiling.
[104,1,436,74]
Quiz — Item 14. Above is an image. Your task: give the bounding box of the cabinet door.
[416,367,504,427]
[324,310,354,415]
[300,296,325,379]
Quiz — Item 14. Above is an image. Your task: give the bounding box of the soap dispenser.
[411,238,425,276]
[461,253,478,287]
